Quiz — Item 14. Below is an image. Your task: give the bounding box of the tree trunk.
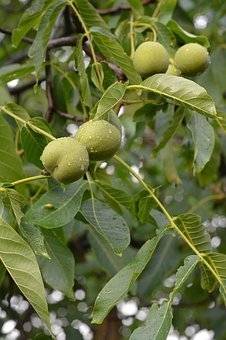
[93,308,122,340]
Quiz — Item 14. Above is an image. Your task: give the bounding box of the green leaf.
[0,64,34,84]
[75,36,92,108]
[1,104,54,141]
[12,0,52,47]
[2,103,30,123]
[0,262,6,287]
[0,115,24,182]
[88,231,122,275]
[200,263,217,293]
[207,253,226,304]
[19,219,49,258]
[154,21,175,54]
[39,231,75,298]
[138,195,156,223]
[92,230,166,324]
[72,0,108,30]
[154,0,177,24]
[130,255,198,340]
[94,82,127,120]
[96,181,134,213]
[167,20,210,48]
[0,219,49,327]
[153,107,184,156]
[21,118,50,168]
[133,74,217,118]
[81,198,130,255]
[1,188,25,225]
[91,27,141,84]
[176,213,211,253]
[91,62,105,92]
[127,0,144,16]
[25,180,87,228]
[28,0,65,75]
[187,112,215,173]
[173,214,226,304]
[88,230,135,276]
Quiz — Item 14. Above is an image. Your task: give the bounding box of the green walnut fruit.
[133,41,169,76]
[174,43,209,75]
[75,120,121,160]
[40,137,89,184]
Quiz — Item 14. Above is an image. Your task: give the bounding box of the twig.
[10,175,50,187]
[96,0,155,15]
[47,35,76,49]
[8,76,45,95]
[83,42,125,81]
[0,27,33,44]
[56,110,86,124]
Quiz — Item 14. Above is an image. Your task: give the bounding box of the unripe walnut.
[40,137,89,184]
[133,41,169,76]
[75,120,121,160]
[174,43,209,75]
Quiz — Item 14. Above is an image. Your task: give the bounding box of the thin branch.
[8,76,45,95]
[56,110,86,124]
[47,35,76,49]
[0,27,33,44]
[83,42,125,81]
[96,0,155,15]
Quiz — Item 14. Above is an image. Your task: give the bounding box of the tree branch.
[0,27,33,44]
[8,76,45,95]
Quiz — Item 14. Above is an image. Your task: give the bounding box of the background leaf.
[187,112,215,173]
[39,231,75,298]
[94,81,127,119]
[0,219,49,327]
[127,0,144,17]
[74,36,92,109]
[154,0,177,24]
[12,0,52,47]
[91,27,141,84]
[25,180,87,228]
[0,115,24,182]
[167,20,210,47]
[130,255,198,340]
[73,0,108,30]
[92,230,166,324]
[28,0,65,75]
[81,198,130,255]
[0,64,34,84]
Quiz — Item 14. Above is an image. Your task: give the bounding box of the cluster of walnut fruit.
[41,41,209,184]
[41,120,121,184]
